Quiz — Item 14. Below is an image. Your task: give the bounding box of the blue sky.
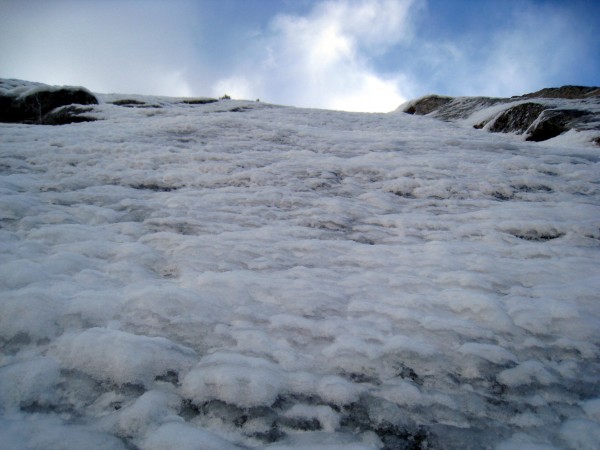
[1,0,598,112]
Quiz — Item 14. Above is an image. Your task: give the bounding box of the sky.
[0,0,599,112]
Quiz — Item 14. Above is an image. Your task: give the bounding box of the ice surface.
[0,357,61,413]
[142,421,242,450]
[51,327,197,387]
[181,352,288,408]
[1,80,599,448]
[0,416,127,450]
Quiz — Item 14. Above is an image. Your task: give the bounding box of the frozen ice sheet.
[1,86,599,449]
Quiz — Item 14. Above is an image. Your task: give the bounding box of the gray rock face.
[518,85,600,100]
[526,109,592,142]
[403,95,453,115]
[42,105,97,125]
[0,82,98,125]
[404,96,504,121]
[400,85,600,144]
[488,102,546,134]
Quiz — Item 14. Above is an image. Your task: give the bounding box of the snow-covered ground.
[1,86,599,449]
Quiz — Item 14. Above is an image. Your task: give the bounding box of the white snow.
[51,327,197,387]
[181,352,288,408]
[1,80,599,449]
[141,421,242,450]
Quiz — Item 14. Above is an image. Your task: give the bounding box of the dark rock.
[428,96,507,121]
[1,86,98,124]
[491,191,514,201]
[525,109,591,141]
[111,99,146,106]
[181,98,218,105]
[129,183,180,192]
[488,102,546,134]
[403,95,453,115]
[42,105,96,125]
[519,85,600,100]
[277,416,321,431]
[512,183,552,193]
[510,229,565,241]
[396,364,422,385]
[17,88,97,123]
[0,94,13,120]
[401,85,600,144]
[0,93,25,123]
[230,106,253,112]
[111,99,162,108]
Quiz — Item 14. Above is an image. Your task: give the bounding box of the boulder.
[488,102,547,134]
[0,93,21,122]
[401,85,600,144]
[41,105,97,125]
[0,85,98,124]
[403,95,453,115]
[525,109,592,142]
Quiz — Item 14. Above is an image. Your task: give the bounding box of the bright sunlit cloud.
[212,0,418,112]
[0,0,598,112]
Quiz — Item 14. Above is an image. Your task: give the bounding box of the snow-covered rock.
[400,85,600,144]
[0,79,98,124]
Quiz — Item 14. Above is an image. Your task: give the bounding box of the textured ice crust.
[1,83,599,449]
[51,327,197,387]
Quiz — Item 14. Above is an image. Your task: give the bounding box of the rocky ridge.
[400,85,600,145]
[0,79,225,125]
[2,78,600,146]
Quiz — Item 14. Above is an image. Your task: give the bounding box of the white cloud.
[327,73,414,112]
[213,1,597,106]
[474,8,587,97]
[405,2,592,98]
[1,0,593,110]
[0,0,200,96]
[212,0,420,112]
[213,76,255,100]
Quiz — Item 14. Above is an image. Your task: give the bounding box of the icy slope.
[1,82,600,449]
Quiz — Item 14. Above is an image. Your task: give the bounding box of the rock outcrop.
[0,80,98,125]
[525,109,592,142]
[518,85,600,100]
[401,85,600,144]
[403,95,452,115]
[487,102,546,134]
